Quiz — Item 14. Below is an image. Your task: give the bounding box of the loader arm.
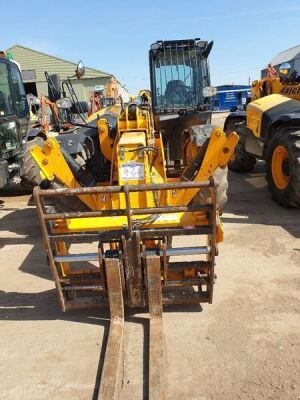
[174,127,238,205]
[30,127,238,232]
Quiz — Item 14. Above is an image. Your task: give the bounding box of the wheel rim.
[271,145,290,189]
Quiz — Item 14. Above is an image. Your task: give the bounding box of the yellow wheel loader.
[30,39,238,399]
[224,62,300,207]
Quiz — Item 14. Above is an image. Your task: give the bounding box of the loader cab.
[149,39,215,170]
[149,39,213,113]
[0,55,29,187]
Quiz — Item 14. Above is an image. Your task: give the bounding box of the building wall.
[261,45,300,77]
[6,45,129,103]
[6,45,111,81]
[5,45,114,101]
[293,57,300,74]
[80,77,113,101]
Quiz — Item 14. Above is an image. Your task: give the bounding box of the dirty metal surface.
[98,256,124,400]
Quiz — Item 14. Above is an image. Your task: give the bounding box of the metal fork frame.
[33,179,216,311]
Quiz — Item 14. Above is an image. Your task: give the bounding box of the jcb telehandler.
[224,62,300,207]
[30,39,238,399]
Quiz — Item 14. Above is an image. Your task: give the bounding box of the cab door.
[9,61,29,146]
[0,59,19,159]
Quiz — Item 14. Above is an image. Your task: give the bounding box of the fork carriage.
[34,179,218,312]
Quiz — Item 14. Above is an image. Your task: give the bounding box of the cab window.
[0,61,14,117]
[153,49,204,109]
[10,62,28,118]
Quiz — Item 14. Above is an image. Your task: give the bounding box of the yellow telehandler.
[30,39,238,399]
[224,62,300,207]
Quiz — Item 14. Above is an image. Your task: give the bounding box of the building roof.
[6,44,113,81]
[216,84,250,91]
[268,44,300,67]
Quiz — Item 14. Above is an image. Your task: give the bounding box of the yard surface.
[0,113,299,399]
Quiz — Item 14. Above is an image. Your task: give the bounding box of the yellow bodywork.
[251,76,300,102]
[247,94,291,137]
[30,97,238,243]
[176,127,238,205]
[250,77,300,138]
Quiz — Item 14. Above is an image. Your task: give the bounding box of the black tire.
[224,116,245,133]
[229,142,256,172]
[49,152,90,212]
[47,182,89,213]
[266,128,300,207]
[21,137,89,212]
[192,167,229,214]
[225,119,256,173]
[214,167,228,213]
[187,126,229,213]
[20,137,45,192]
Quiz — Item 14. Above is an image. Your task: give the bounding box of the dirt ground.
[0,112,299,400]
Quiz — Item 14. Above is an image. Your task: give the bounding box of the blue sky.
[1,0,300,93]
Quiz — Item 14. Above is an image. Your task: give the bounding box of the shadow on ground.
[224,163,300,238]
[0,286,200,400]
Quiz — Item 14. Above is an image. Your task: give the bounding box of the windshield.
[0,61,14,117]
[152,47,209,111]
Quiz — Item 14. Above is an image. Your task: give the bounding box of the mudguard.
[266,112,300,138]
[223,111,246,131]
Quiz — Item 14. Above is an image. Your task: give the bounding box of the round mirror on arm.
[75,60,85,79]
[279,62,291,77]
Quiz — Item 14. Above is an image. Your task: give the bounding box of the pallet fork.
[33,179,218,399]
[98,254,165,399]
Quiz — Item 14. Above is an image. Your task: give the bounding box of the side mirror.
[75,60,85,79]
[279,62,291,77]
[56,97,73,109]
[203,86,217,97]
[202,41,214,58]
